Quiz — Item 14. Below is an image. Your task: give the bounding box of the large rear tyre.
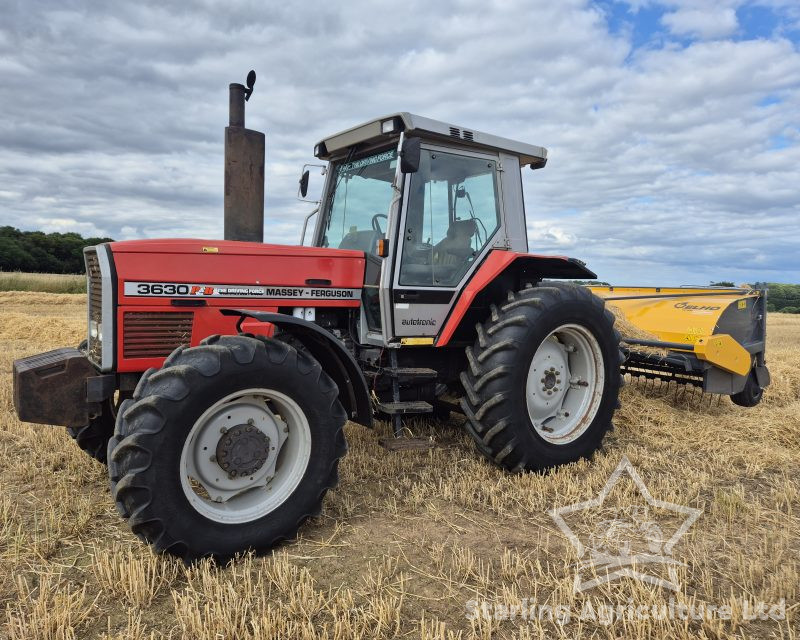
[460,283,623,472]
[108,335,347,561]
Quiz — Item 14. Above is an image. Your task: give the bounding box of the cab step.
[364,367,438,381]
[378,367,438,381]
[375,400,433,415]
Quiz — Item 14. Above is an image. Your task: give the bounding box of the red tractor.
[13,107,633,560]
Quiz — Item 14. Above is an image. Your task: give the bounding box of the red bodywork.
[110,239,588,372]
[435,250,578,346]
[111,239,365,372]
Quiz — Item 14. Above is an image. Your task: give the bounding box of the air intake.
[123,312,194,359]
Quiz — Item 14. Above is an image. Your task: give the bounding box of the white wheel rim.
[525,323,605,444]
[179,388,311,524]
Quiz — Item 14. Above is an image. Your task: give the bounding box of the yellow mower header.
[587,285,770,406]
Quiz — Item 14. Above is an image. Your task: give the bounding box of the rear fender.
[220,309,372,428]
[436,251,597,346]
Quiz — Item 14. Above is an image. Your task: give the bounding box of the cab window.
[399,150,501,286]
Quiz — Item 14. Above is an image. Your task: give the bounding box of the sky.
[1,0,798,285]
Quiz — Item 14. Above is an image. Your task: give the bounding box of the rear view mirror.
[400,137,421,174]
[298,170,310,198]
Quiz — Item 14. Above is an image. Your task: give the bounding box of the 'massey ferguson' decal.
[124,282,360,299]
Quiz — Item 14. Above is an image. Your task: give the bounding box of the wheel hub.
[216,424,271,477]
[542,368,560,392]
[180,389,310,525]
[525,325,605,444]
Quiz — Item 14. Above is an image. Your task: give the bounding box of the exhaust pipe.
[224,71,264,242]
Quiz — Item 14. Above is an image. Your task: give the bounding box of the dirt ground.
[1,291,798,639]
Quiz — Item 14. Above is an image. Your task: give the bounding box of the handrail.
[299,206,319,246]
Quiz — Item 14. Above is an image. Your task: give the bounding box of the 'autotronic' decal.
[124,282,360,299]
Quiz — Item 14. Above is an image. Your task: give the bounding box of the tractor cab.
[306,113,549,346]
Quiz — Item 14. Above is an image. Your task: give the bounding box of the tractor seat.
[433,219,477,266]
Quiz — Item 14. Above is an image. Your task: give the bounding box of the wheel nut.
[247,418,254,425]
[209,455,216,463]
[220,427,228,434]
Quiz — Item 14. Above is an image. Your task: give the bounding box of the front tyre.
[460,283,623,472]
[67,399,117,464]
[67,340,117,463]
[108,335,347,561]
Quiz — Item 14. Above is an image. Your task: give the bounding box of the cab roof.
[314,112,548,168]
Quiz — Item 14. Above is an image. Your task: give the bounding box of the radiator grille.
[84,249,103,365]
[123,312,194,359]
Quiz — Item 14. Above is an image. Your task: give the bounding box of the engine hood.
[106,238,367,302]
[109,238,364,259]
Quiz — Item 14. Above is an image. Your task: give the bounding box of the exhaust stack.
[224,70,264,242]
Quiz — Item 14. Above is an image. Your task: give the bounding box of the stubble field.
[0,291,798,639]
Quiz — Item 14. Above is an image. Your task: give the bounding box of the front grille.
[84,249,103,365]
[123,312,194,359]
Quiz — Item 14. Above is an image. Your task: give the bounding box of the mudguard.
[220,309,373,428]
[436,251,597,346]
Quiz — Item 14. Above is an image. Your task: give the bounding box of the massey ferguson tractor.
[12,74,769,561]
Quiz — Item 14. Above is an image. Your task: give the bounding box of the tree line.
[0,226,113,274]
[756,283,800,314]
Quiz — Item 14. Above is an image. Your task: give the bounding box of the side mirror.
[298,170,310,198]
[400,137,421,174]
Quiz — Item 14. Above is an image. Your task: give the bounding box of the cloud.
[661,8,738,39]
[0,0,798,285]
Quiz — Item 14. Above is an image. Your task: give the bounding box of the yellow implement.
[588,286,770,406]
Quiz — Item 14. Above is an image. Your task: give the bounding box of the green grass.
[0,272,85,294]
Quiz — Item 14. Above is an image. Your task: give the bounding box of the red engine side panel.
[110,239,365,372]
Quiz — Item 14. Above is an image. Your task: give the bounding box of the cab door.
[388,144,505,341]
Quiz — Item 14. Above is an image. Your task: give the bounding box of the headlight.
[89,320,101,341]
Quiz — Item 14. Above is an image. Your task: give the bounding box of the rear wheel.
[108,334,347,561]
[460,283,623,472]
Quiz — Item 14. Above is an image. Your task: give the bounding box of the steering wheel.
[371,214,388,234]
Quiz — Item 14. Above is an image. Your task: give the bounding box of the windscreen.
[320,148,396,255]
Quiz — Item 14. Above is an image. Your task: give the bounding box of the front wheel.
[108,335,347,561]
[67,340,117,463]
[460,283,623,472]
